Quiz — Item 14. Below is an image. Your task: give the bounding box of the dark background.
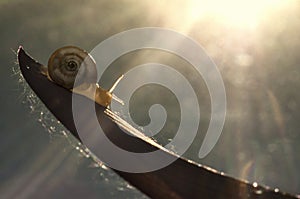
[0,0,299,198]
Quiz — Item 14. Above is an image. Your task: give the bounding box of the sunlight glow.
[187,0,287,28]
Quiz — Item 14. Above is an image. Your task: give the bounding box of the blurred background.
[1,0,300,198]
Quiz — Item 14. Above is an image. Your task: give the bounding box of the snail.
[41,46,123,107]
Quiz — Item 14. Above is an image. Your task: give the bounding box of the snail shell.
[46,46,123,107]
[48,46,97,89]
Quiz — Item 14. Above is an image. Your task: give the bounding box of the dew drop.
[61,130,67,136]
[101,164,108,170]
[126,184,134,190]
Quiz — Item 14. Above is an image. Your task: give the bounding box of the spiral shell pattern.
[48,46,97,89]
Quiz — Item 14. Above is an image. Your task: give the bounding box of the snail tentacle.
[46,46,123,107]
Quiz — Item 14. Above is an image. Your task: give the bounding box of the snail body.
[46,46,122,107]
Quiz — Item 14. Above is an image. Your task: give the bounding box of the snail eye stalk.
[46,46,124,108]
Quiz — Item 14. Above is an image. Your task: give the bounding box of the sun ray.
[186,0,290,29]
